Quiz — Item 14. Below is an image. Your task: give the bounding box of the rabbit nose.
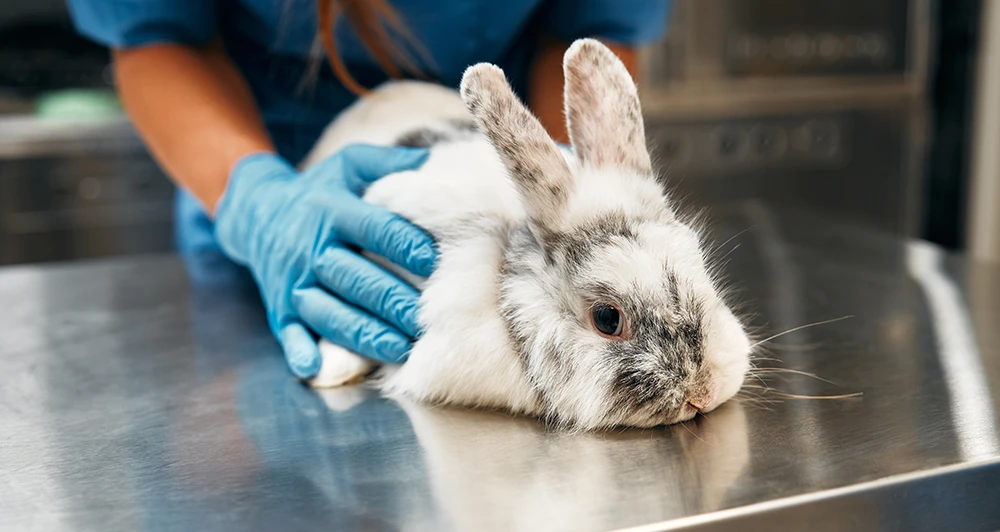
[685,387,714,413]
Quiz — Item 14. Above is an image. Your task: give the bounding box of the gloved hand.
[214,145,435,379]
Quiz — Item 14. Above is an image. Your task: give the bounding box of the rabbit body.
[303,80,545,417]
[301,40,751,429]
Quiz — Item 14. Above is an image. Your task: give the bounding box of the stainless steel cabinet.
[0,119,175,265]
[640,0,931,237]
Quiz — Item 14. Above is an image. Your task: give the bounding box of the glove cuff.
[221,152,293,206]
[214,151,295,264]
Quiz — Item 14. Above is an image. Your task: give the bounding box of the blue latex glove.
[214,145,435,379]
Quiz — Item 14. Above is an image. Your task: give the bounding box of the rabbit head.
[459,39,751,430]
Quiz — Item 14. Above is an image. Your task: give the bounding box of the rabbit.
[299,39,752,430]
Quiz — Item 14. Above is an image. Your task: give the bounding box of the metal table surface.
[2,202,999,532]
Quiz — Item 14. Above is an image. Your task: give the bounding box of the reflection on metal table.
[1,203,999,531]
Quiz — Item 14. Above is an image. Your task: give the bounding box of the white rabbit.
[300,39,751,430]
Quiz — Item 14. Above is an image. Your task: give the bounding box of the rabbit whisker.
[711,226,754,257]
[719,243,742,261]
[738,383,862,401]
[758,343,825,352]
[679,419,707,443]
[746,368,840,386]
[747,373,772,391]
[769,391,863,401]
[750,315,854,349]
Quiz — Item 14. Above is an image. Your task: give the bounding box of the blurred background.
[0,0,995,266]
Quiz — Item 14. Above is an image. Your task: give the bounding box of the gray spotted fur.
[458,40,743,428]
[394,118,480,148]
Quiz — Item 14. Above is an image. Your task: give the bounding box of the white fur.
[304,82,542,413]
[301,40,751,429]
[301,81,472,168]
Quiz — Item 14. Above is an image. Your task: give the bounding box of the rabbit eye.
[591,303,624,337]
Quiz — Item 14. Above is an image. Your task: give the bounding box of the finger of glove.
[337,201,437,278]
[313,247,422,338]
[277,321,323,379]
[338,144,429,191]
[292,286,412,364]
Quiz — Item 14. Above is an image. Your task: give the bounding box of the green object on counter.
[34,89,122,120]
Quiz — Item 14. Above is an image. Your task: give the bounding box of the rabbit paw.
[309,340,377,388]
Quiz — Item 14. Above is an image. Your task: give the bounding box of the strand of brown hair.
[316,0,428,96]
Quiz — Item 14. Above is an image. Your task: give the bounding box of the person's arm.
[528,40,640,143]
[112,42,274,214]
[70,1,437,380]
[116,42,437,376]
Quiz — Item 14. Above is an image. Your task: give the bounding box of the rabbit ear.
[461,64,572,237]
[563,39,652,174]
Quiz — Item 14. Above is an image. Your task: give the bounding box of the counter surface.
[2,203,999,531]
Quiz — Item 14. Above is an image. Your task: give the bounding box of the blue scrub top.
[67,0,671,252]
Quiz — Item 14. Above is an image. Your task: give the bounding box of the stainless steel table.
[2,203,999,531]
